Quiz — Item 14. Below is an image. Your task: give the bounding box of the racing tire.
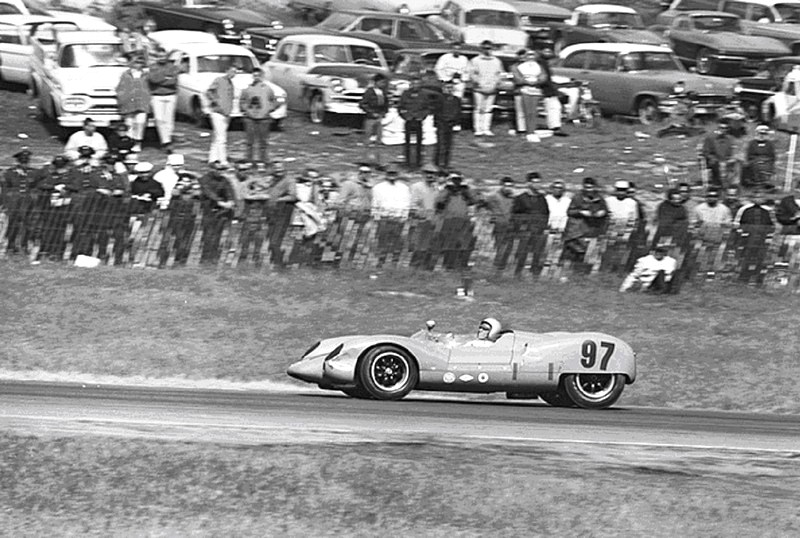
[539,389,576,408]
[562,373,626,410]
[696,48,714,75]
[341,386,372,399]
[357,345,418,401]
[636,96,661,125]
[309,93,326,124]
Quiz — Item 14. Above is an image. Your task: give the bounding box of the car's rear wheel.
[696,48,714,75]
[357,345,418,401]
[636,96,660,125]
[539,389,576,407]
[309,92,325,124]
[562,373,626,409]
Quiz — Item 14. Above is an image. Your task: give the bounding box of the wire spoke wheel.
[370,352,409,391]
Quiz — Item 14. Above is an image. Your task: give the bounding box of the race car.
[287,318,636,409]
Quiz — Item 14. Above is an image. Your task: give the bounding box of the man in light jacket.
[468,40,503,137]
[205,65,238,167]
[116,54,151,152]
[239,67,277,167]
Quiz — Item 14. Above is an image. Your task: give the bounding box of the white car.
[263,33,388,123]
[151,33,288,126]
[0,14,114,86]
[426,0,529,54]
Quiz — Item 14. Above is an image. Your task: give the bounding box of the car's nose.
[287,358,322,383]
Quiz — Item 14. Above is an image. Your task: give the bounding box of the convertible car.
[287,319,637,409]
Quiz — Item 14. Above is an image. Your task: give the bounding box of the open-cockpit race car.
[287,318,636,409]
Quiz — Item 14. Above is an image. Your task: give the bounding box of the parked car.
[140,0,304,47]
[263,33,388,123]
[663,11,790,76]
[552,42,737,124]
[148,31,287,127]
[0,13,114,86]
[554,4,669,53]
[738,55,800,119]
[246,10,457,63]
[506,0,571,49]
[759,60,800,129]
[426,0,529,55]
[287,1,446,22]
[655,0,719,25]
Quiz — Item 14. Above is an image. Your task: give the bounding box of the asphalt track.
[1,381,798,452]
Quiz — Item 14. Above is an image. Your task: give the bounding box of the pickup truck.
[30,29,129,129]
[426,0,529,55]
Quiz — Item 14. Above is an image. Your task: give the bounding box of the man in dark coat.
[398,76,430,169]
[359,72,390,166]
[67,146,107,259]
[512,171,550,274]
[563,177,608,260]
[198,161,236,264]
[432,79,462,171]
[654,188,690,247]
[36,155,72,260]
[733,188,775,283]
[742,125,776,190]
[435,170,476,270]
[2,148,39,253]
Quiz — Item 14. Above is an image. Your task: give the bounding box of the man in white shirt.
[692,188,732,236]
[619,244,677,293]
[64,118,108,164]
[153,153,187,209]
[545,180,571,231]
[605,180,639,229]
[435,43,469,98]
[371,164,411,266]
[468,40,504,137]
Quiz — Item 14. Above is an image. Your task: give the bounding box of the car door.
[667,15,695,65]
[170,50,191,115]
[585,51,624,114]
[0,22,27,84]
[266,40,301,110]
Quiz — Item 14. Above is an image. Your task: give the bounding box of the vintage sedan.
[149,32,287,126]
[263,33,388,123]
[0,14,113,86]
[664,11,790,76]
[553,43,737,124]
[553,4,669,53]
[287,318,637,409]
[426,0,530,54]
[507,0,571,49]
[738,55,800,120]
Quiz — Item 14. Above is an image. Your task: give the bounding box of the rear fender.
[543,333,637,383]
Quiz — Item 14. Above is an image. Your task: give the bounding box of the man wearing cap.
[158,172,201,267]
[398,76,431,170]
[733,187,775,283]
[116,54,151,153]
[742,125,776,190]
[700,119,738,188]
[35,155,72,259]
[359,73,390,166]
[64,118,108,165]
[235,163,268,265]
[106,121,136,165]
[435,170,476,269]
[605,180,639,229]
[431,79,462,170]
[95,159,131,265]
[409,164,441,268]
[66,146,104,259]
[264,161,298,267]
[511,49,543,142]
[197,161,237,264]
[545,180,570,232]
[468,40,504,137]
[2,148,39,253]
[512,172,550,274]
[206,65,239,167]
[240,67,278,167]
[153,154,187,210]
[480,175,516,270]
[563,177,608,260]
[148,46,180,153]
[691,188,732,238]
[371,164,411,266]
[435,43,469,99]
[129,162,165,215]
[619,244,677,293]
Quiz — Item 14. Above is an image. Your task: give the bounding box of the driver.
[476,317,502,343]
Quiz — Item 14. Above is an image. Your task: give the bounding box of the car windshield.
[620,51,685,71]
[316,12,358,30]
[692,15,741,31]
[59,43,125,68]
[465,9,521,28]
[27,22,79,44]
[775,3,800,22]
[588,12,644,29]
[312,43,383,66]
[197,54,255,73]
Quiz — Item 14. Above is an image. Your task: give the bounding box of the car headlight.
[673,80,685,95]
[276,95,286,103]
[62,94,91,113]
[734,83,742,94]
[330,77,345,93]
[222,18,234,31]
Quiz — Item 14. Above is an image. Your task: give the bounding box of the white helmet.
[478,317,502,342]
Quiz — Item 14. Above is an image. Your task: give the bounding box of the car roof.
[276,33,382,47]
[682,10,740,17]
[560,42,673,55]
[324,9,429,21]
[732,0,800,6]
[54,30,120,45]
[0,14,65,25]
[506,1,571,17]
[169,42,256,56]
[452,0,520,12]
[574,3,638,14]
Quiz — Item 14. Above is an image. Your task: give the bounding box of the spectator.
[120,18,156,64]
[563,177,608,260]
[468,40,504,137]
[198,161,236,264]
[338,165,373,212]
[67,146,105,259]
[409,164,440,268]
[2,148,38,254]
[619,243,677,293]
[511,172,550,274]
[153,153,187,209]
[733,187,775,283]
[236,163,271,265]
[734,188,775,230]
[432,79,462,171]
[106,121,135,165]
[605,179,639,229]
[723,186,743,217]
[96,161,130,265]
[64,118,108,164]
[359,73,390,166]
[700,118,738,188]
[481,175,516,270]
[158,173,201,267]
[371,164,411,266]
[536,45,568,137]
[398,76,430,169]
[775,184,800,234]
[742,124,776,190]
[677,181,695,215]
[654,188,689,247]
[266,161,298,267]
[511,49,543,143]
[129,162,164,215]
[657,91,698,138]
[239,67,278,167]
[435,170,476,269]
[545,180,570,232]
[691,188,732,238]
[35,155,72,260]
[116,53,151,153]
[147,46,179,153]
[206,65,238,167]
[434,42,469,99]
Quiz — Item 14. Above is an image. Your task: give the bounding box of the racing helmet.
[478,317,502,342]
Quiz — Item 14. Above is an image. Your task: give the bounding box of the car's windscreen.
[59,43,125,68]
[692,15,741,31]
[312,44,383,66]
[197,54,255,73]
[775,3,800,22]
[588,12,644,28]
[465,9,520,28]
[28,22,79,44]
[620,51,684,71]
[316,12,358,30]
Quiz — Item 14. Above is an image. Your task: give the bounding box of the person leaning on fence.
[512,172,550,274]
[742,125,776,191]
[545,180,571,232]
[129,162,164,216]
[733,187,775,283]
[95,160,130,265]
[106,121,135,165]
[619,243,677,293]
[265,161,298,268]
[35,155,72,260]
[653,188,690,248]
[2,148,38,254]
[235,162,270,265]
[775,184,800,234]
[116,53,151,153]
[158,173,201,267]
[480,175,516,271]
[408,164,441,269]
[371,163,411,267]
[147,46,180,154]
[66,146,106,260]
[691,188,732,239]
[359,73,390,167]
[563,177,608,261]
[435,170,476,270]
[64,118,108,165]
[469,40,504,137]
[153,153,186,210]
[198,161,236,265]
[605,179,639,229]
[240,67,278,167]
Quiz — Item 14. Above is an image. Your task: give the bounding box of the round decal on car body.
[478,373,489,383]
[443,372,456,384]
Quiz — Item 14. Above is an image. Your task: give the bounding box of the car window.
[561,50,589,68]
[274,42,292,63]
[29,22,79,44]
[394,53,424,74]
[675,0,719,9]
[313,44,349,63]
[674,16,691,29]
[692,15,741,31]
[620,53,643,71]
[722,1,749,18]
[775,3,800,22]
[749,4,775,21]
[360,17,393,35]
[292,43,307,65]
[0,24,19,44]
[197,54,255,73]
[350,45,382,66]
[587,12,644,29]
[317,12,357,31]
[59,43,125,68]
[588,51,618,71]
[398,20,427,40]
[0,4,22,14]
[642,51,684,71]
[465,9,520,28]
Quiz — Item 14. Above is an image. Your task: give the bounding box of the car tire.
[636,96,661,125]
[539,389,576,408]
[341,386,372,399]
[309,92,325,124]
[192,98,208,128]
[696,48,714,75]
[562,373,626,409]
[357,345,418,401]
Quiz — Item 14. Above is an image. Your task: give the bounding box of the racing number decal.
[580,340,615,370]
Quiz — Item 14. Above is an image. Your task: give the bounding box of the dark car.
[664,11,790,76]
[246,10,459,63]
[553,4,670,54]
[738,56,800,119]
[140,0,305,47]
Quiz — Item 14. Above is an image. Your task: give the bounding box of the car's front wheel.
[358,345,418,401]
[309,92,326,124]
[636,96,661,125]
[562,373,626,409]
